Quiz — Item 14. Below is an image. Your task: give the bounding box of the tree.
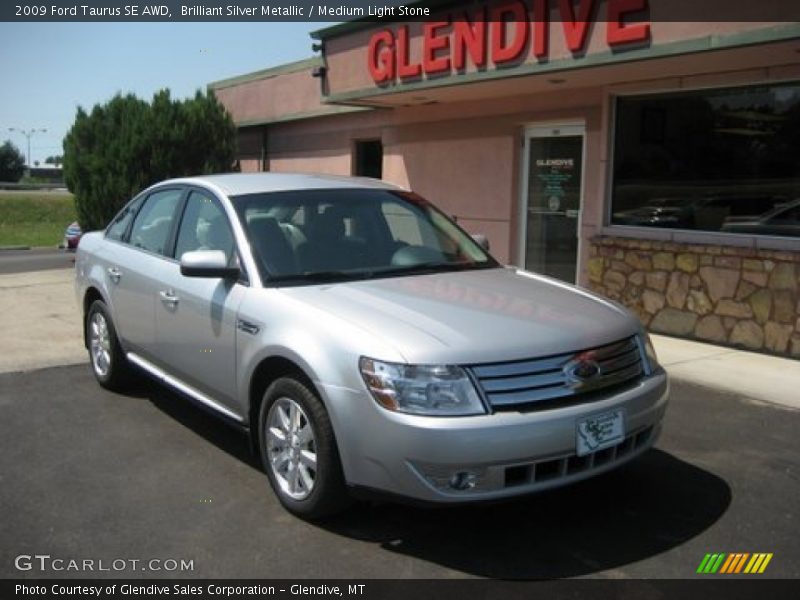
[63,89,237,230]
[0,140,25,182]
[45,155,63,166]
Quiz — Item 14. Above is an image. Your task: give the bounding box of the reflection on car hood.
[283,267,638,364]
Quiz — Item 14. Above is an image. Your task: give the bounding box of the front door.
[154,188,245,414]
[520,124,585,284]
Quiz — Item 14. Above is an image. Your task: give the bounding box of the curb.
[652,334,800,411]
[0,245,30,251]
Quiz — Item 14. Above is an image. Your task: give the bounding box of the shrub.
[0,140,26,183]
[63,90,236,230]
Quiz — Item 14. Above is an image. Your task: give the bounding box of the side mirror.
[180,250,239,279]
[471,233,490,252]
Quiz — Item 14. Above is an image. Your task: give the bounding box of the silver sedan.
[75,173,668,518]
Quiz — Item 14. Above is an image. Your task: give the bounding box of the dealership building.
[210,0,800,357]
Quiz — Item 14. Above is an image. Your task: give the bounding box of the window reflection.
[612,83,800,238]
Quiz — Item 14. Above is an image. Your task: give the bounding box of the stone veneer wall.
[587,236,800,357]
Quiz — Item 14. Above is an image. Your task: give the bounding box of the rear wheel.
[86,300,132,391]
[258,377,350,519]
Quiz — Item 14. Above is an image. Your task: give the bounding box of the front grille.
[469,336,645,411]
[503,425,654,487]
[413,424,656,495]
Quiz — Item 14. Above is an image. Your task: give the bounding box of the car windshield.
[230,188,498,284]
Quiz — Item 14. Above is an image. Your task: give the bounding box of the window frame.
[171,185,250,286]
[124,186,187,259]
[604,79,800,249]
[104,194,146,244]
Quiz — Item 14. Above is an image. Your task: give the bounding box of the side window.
[175,190,235,262]
[106,197,143,242]
[129,189,183,256]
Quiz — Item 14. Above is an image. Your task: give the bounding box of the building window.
[353,140,383,179]
[611,82,800,238]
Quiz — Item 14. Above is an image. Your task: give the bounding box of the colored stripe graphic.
[744,553,774,574]
[703,554,719,573]
[698,552,772,574]
[710,553,726,573]
[719,554,736,574]
[722,553,739,573]
[697,554,712,573]
[734,553,750,573]
[744,554,760,573]
[698,553,727,573]
[758,554,773,573]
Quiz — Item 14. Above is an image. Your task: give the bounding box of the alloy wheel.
[266,397,318,500]
[89,311,111,378]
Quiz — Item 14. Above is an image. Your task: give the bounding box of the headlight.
[641,331,660,373]
[359,357,486,416]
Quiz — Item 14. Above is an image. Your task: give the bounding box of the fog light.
[449,471,477,490]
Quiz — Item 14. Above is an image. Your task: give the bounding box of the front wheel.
[86,300,132,391]
[258,377,350,519]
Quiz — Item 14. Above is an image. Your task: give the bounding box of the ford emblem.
[564,355,601,385]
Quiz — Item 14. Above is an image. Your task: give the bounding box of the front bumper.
[322,369,669,503]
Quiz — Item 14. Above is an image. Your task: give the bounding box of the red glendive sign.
[368,0,651,83]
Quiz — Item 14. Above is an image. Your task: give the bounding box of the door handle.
[159,290,179,306]
[107,267,122,283]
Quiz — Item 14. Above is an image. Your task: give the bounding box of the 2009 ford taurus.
[75,173,668,518]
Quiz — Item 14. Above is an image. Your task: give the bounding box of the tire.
[258,377,350,519]
[86,299,133,391]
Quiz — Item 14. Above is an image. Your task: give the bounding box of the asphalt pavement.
[0,365,797,579]
[0,247,75,274]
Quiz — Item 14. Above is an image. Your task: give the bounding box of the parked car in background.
[613,194,787,232]
[63,221,82,250]
[75,173,668,518]
[721,198,800,237]
[612,196,694,228]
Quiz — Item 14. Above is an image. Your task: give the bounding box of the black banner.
[2,0,800,23]
[4,580,800,600]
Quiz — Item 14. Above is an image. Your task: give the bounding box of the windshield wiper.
[267,270,363,284]
[268,262,496,285]
[368,261,491,277]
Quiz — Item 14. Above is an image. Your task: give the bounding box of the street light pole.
[8,127,47,167]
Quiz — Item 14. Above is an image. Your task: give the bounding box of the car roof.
[160,173,404,196]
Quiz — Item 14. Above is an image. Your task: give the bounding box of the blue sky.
[0,22,326,164]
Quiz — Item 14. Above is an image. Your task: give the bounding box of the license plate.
[576,409,625,456]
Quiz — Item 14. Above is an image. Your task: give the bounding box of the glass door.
[520,125,585,284]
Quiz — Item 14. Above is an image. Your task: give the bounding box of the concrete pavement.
[652,335,800,410]
[0,267,797,411]
[0,268,86,374]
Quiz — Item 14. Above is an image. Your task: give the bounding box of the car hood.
[281,267,639,364]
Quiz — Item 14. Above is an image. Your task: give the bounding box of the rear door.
[153,187,246,412]
[107,187,184,359]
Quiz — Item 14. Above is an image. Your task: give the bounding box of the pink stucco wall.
[213,66,331,124]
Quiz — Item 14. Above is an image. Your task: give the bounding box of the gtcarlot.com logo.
[697,552,773,574]
[14,554,194,573]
